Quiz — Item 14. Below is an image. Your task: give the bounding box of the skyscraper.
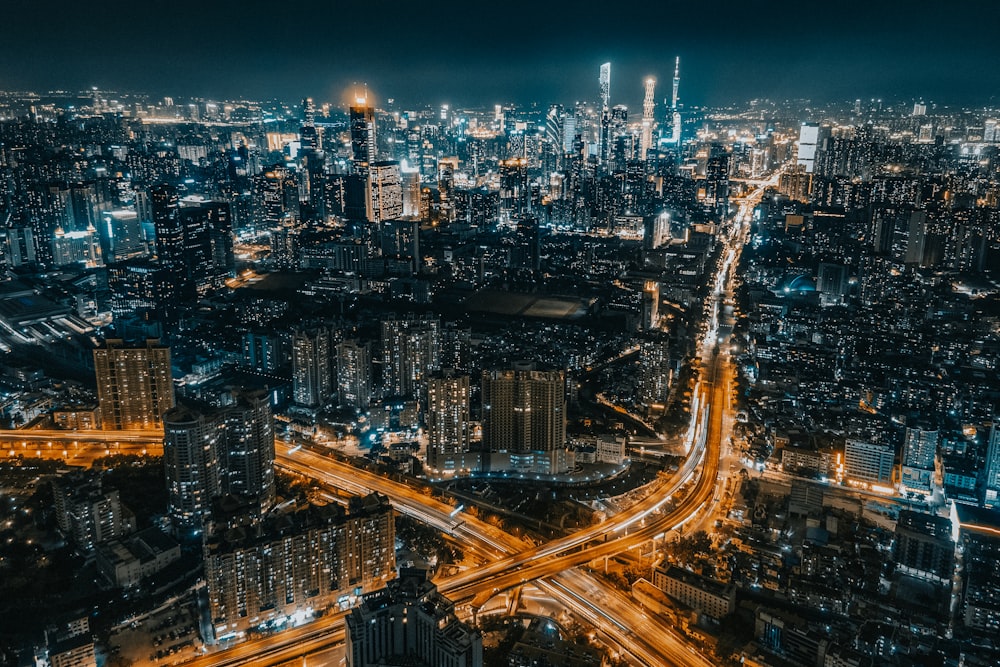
[222,389,276,511]
[599,62,611,111]
[336,340,372,409]
[162,402,224,531]
[640,77,656,160]
[292,328,333,408]
[670,56,681,145]
[481,363,566,454]
[366,161,403,223]
[350,99,377,167]
[381,317,441,398]
[93,338,175,430]
[345,568,482,667]
[150,184,185,321]
[178,201,235,295]
[425,370,471,472]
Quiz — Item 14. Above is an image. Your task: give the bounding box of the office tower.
[381,317,441,398]
[599,62,611,111]
[292,327,333,407]
[797,123,820,173]
[337,340,372,409]
[481,363,566,454]
[222,389,276,511]
[366,161,403,223]
[705,148,730,216]
[151,183,182,273]
[178,201,235,295]
[93,338,175,430]
[350,100,377,166]
[346,568,483,667]
[107,259,165,321]
[844,439,895,485]
[162,402,224,531]
[4,226,37,266]
[640,78,656,160]
[380,218,420,274]
[499,158,529,222]
[205,495,395,641]
[544,105,564,173]
[668,56,681,145]
[901,425,938,493]
[300,97,319,151]
[599,62,611,165]
[425,370,471,472]
[985,423,1000,507]
[52,472,133,552]
[101,210,146,261]
[253,164,300,229]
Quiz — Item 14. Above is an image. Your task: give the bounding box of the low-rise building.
[652,563,736,621]
[96,527,181,588]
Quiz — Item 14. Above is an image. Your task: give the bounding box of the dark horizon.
[2,0,1000,110]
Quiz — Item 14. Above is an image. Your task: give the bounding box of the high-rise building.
[336,340,372,409]
[52,472,134,552]
[350,100,377,166]
[292,328,333,408]
[481,364,566,454]
[345,568,483,667]
[151,184,183,281]
[178,201,235,295]
[639,338,672,412]
[222,390,276,511]
[162,402,224,531]
[425,370,471,472]
[93,338,175,430]
[599,62,611,111]
[640,78,656,160]
[366,161,403,223]
[901,425,938,494]
[844,439,895,485]
[642,280,660,331]
[499,158,529,222]
[984,423,1000,507]
[797,123,820,174]
[205,495,395,640]
[254,164,300,229]
[381,317,440,398]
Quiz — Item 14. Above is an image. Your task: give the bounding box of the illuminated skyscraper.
[670,56,681,145]
[499,158,529,222]
[901,425,938,494]
[599,62,611,111]
[350,100,377,166]
[425,370,471,472]
[640,78,656,160]
[93,338,175,430]
[366,161,403,223]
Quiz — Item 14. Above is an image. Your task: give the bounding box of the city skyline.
[3,0,1000,107]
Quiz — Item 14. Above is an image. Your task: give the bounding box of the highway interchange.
[1,174,776,665]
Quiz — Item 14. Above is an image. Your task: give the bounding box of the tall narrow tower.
[640,78,656,160]
[599,63,611,165]
[670,57,682,145]
[599,62,611,111]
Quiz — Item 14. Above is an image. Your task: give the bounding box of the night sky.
[3,0,999,108]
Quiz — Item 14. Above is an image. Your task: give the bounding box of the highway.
[0,171,778,666]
